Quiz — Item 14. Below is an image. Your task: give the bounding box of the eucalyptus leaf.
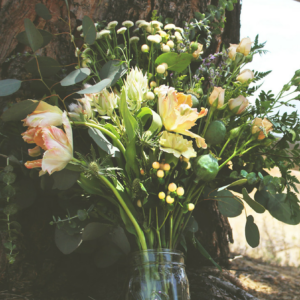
[24,18,43,52]
[1,100,38,122]
[94,242,123,268]
[35,3,52,20]
[110,226,131,254]
[61,68,91,86]
[245,215,260,248]
[185,216,198,233]
[52,168,80,190]
[242,188,266,213]
[82,16,96,45]
[88,127,120,157]
[211,190,244,217]
[99,60,128,86]
[76,78,112,94]
[55,227,82,254]
[155,53,193,72]
[25,57,62,77]
[0,79,22,97]
[82,222,111,241]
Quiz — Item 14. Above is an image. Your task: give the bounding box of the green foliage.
[35,3,52,20]
[0,79,22,97]
[155,53,193,73]
[76,78,112,94]
[98,60,128,86]
[82,16,96,45]
[245,215,260,248]
[24,18,43,52]
[17,29,53,49]
[60,68,91,86]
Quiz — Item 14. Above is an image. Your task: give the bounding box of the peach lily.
[22,101,63,128]
[24,112,73,175]
[157,85,208,148]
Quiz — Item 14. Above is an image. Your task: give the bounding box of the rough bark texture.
[0,0,244,298]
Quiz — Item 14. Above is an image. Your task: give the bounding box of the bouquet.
[1,2,300,274]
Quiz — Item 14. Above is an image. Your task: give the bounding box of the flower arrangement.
[1,2,300,271]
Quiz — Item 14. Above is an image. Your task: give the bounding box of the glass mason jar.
[126,249,190,300]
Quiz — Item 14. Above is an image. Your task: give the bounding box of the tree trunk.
[0,0,244,298]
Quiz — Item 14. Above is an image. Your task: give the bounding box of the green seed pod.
[193,154,219,182]
[205,120,226,146]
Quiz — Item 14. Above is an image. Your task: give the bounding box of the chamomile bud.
[156,64,165,74]
[117,27,127,34]
[166,40,174,48]
[157,170,164,178]
[107,21,118,29]
[158,192,165,199]
[166,195,174,204]
[152,161,160,169]
[188,203,195,211]
[141,44,149,52]
[130,36,140,43]
[154,87,159,94]
[136,20,146,26]
[168,183,177,192]
[163,163,170,171]
[146,91,155,100]
[164,24,176,30]
[137,200,142,207]
[175,31,183,41]
[177,187,184,196]
[122,20,134,28]
[161,63,168,70]
[161,44,170,53]
[150,81,157,88]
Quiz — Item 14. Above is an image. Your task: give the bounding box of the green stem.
[159,211,170,230]
[219,151,237,170]
[71,121,126,158]
[169,214,173,249]
[201,107,215,137]
[156,207,162,249]
[219,138,230,157]
[98,174,147,250]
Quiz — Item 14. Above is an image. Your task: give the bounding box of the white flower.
[129,36,140,43]
[136,20,146,26]
[146,91,155,100]
[150,20,163,28]
[164,24,176,30]
[161,44,170,53]
[141,44,149,52]
[175,31,183,41]
[117,27,127,34]
[146,26,157,34]
[96,29,111,39]
[147,35,161,43]
[166,40,174,48]
[77,25,82,31]
[157,65,165,74]
[158,30,168,37]
[175,27,184,33]
[139,22,150,28]
[90,89,118,117]
[107,21,118,29]
[124,67,148,110]
[122,20,134,28]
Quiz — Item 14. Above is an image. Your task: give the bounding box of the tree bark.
[0,0,243,298]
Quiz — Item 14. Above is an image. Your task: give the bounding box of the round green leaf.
[35,3,52,20]
[82,16,96,45]
[1,100,38,122]
[60,68,91,86]
[98,60,128,86]
[76,78,112,94]
[55,227,82,254]
[212,190,244,217]
[52,168,80,190]
[94,242,123,268]
[185,216,199,233]
[1,185,16,199]
[24,18,43,52]
[2,172,16,185]
[0,79,22,97]
[3,204,19,216]
[82,222,111,241]
[17,29,53,49]
[77,210,88,221]
[155,53,193,72]
[25,57,62,77]
[110,226,131,255]
[245,215,260,248]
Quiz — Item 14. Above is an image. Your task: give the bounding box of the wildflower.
[158,86,208,148]
[175,27,184,33]
[136,20,146,26]
[166,40,174,48]
[77,25,82,31]
[129,36,140,43]
[163,163,170,171]
[146,91,155,100]
[161,44,170,53]
[164,24,176,30]
[228,44,238,60]
[158,192,165,199]
[96,29,111,39]
[159,131,197,159]
[147,35,161,44]
[117,27,127,34]
[188,203,195,211]
[237,37,252,56]
[122,20,134,28]
[107,21,118,29]
[139,22,150,29]
[192,43,204,59]
[175,31,183,41]
[141,44,149,52]
[166,196,174,204]
[150,81,157,88]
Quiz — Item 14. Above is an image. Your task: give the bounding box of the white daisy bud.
[107,21,118,29]
[141,44,149,52]
[122,20,134,28]
[117,27,127,34]
[164,24,176,30]
[146,91,155,100]
[166,40,174,48]
[161,44,170,52]
[156,65,165,74]
[130,36,140,43]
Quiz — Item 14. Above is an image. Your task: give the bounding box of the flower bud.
[157,170,164,178]
[161,44,170,53]
[166,195,175,204]
[146,91,155,100]
[158,192,165,199]
[237,37,252,56]
[237,69,254,83]
[157,65,166,74]
[228,95,249,115]
[141,44,150,52]
[208,87,225,109]
[122,20,134,28]
[137,200,142,207]
[228,44,238,60]
[177,187,184,196]
[117,27,127,34]
[154,87,159,94]
[188,203,195,211]
[168,183,177,192]
[166,40,174,48]
[163,163,171,171]
[229,127,242,140]
[150,81,157,88]
[152,161,160,169]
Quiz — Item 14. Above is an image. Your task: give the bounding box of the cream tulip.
[237,38,252,56]
[208,87,225,109]
[228,95,249,115]
[237,69,254,83]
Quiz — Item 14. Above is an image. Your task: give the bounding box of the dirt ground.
[229,255,300,300]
